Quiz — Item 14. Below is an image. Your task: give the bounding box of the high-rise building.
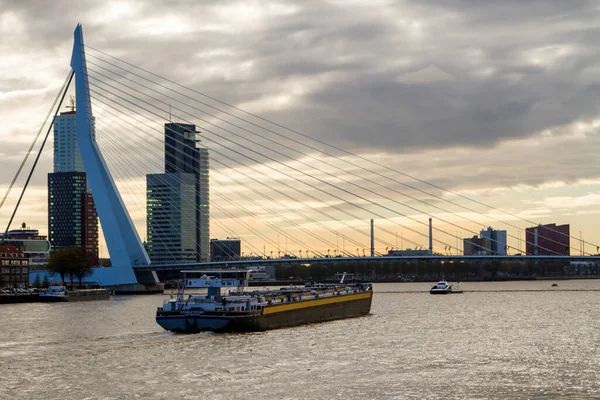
[53,110,86,172]
[48,110,99,266]
[146,173,197,264]
[480,227,507,255]
[146,123,209,263]
[526,223,570,256]
[210,238,241,262]
[48,172,99,266]
[197,147,210,261]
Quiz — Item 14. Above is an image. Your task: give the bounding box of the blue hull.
[156,315,241,332]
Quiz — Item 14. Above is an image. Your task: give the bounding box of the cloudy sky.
[2,0,600,257]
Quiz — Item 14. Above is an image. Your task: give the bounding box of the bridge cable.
[91,102,323,259]
[91,98,347,258]
[86,64,528,256]
[86,75,521,255]
[91,94,388,256]
[85,59,579,256]
[84,47,589,252]
[88,82,408,253]
[1,71,73,241]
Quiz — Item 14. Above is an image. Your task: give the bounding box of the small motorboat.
[429,280,453,294]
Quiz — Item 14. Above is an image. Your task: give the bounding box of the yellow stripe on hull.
[262,291,372,315]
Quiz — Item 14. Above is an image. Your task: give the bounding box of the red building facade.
[0,245,29,288]
[525,223,570,256]
[83,193,99,267]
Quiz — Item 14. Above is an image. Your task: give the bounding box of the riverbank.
[1,289,110,304]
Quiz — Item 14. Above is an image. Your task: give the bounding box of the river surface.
[1,280,599,399]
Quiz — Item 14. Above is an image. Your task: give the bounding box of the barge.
[39,286,111,302]
[156,270,372,333]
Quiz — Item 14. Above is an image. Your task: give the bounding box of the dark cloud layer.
[3,0,600,234]
[3,0,600,154]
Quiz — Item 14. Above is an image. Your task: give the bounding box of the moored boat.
[39,286,110,302]
[156,270,373,333]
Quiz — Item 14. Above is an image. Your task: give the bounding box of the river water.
[1,280,599,399]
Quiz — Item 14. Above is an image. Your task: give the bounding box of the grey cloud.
[4,0,600,245]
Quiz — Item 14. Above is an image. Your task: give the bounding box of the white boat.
[429,280,453,294]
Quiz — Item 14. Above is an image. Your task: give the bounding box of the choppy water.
[1,280,599,399]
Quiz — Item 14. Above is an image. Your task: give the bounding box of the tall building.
[210,238,241,262]
[197,147,210,261]
[480,227,507,255]
[526,223,570,256]
[146,123,209,263]
[48,110,99,266]
[146,173,197,264]
[48,172,99,266]
[53,110,85,172]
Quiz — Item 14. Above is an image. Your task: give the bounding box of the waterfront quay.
[0,292,38,304]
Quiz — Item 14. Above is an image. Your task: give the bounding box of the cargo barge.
[39,286,111,302]
[156,270,372,333]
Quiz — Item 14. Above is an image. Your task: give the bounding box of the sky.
[2,0,600,257]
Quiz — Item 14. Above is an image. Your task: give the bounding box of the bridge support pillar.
[71,24,151,286]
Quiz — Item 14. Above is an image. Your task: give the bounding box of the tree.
[47,246,89,289]
[47,250,70,286]
[33,275,41,288]
[73,258,93,289]
[42,274,50,288]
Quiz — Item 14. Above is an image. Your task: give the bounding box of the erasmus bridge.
[2,25,599,290]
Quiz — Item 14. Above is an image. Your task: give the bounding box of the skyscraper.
[146,173,197,264]
[53,110,85,172]
[48,110,99,266]
[146,123,209,263]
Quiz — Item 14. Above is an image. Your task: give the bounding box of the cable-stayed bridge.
[2,25,600,290]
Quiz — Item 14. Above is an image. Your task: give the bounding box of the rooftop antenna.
[67,95,75,112]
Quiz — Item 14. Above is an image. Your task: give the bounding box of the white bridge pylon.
[71,24,150,286]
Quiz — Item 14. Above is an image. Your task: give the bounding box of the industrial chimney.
[370,219,374,257]
[429,218,433,255]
